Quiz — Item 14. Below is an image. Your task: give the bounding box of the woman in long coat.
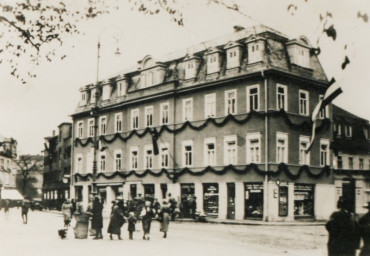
[159,200,171,238]
[107,200,125,240]
[140,201,154,240]
[92,196,104,239]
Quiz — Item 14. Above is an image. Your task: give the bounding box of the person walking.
[140,201,154,240]
[127,211,137,240]
[91,196,104,239]
[61,199,73,227]
[153,198,161,218]
[107,200,125,240]
[159,200,171,238]
[326,197,360,256]
[359,202,370,256]
[21,200,30,224]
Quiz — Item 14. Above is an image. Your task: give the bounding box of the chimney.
[52,130,55,136]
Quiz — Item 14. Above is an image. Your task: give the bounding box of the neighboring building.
[71,24,336,221]
[331,105,370,215]
[43,123,72,209]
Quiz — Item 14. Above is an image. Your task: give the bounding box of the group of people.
[326,197,370,256]
[60,194,173,241]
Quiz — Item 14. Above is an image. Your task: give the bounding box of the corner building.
[71,25,336,221]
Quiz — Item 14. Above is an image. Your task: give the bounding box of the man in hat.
[359,202,370,256]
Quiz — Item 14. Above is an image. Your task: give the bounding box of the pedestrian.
[107,200,125,240]
[153,198,161,218]
[86,194,96,237]
[21,200,30,224]
[3,199,10,219]
[91,196,104,239]
[359,202,370,256]
[326,197,360,256]
[71,199,76,216]
[159,200,171,238]
[168,193,178,221]
[140,201,154,240]
[61,199,73,227]
[127,211,137,240]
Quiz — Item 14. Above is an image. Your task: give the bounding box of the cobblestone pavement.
[0,208,329,256]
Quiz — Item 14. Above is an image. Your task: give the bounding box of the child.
[127,211,137,240]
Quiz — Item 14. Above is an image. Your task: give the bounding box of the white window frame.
[207,53,220,74]
[130,146,138,170]
[348,157,354,169]
[246,133,261,164]
[76,121,83,139]
[114,149,122,171]
[225,89,237,115]
[204,137,216,166]
[204,93,216,118]
[114,113,123,133]
[88,118,95,137]
[144,145,154,169]
[320,139,330,167]
[226,48,240,69]
[224,135,237,165]
[183,98,193,122]
[99,116,107,135]
[299,136,310,165]
[131,108,139,130]
[248,42,263,63]
[99,152,106,172]
[299,90,309,116]
[90,89,96,104]
[102,85,111,101]
[182,140,193,167]
[246,85,260,112]
[276,132,288,164]
[159,143,170,168]
[276,84,288,111]
[160,102,169,125]
[145,106,154,127]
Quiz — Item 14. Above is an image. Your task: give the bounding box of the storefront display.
[143,184,155,202]
[294,184,314,218]
[203,183,219,218]
[245,183,263,219]
[181,184,195,218]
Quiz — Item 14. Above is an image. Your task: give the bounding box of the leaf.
[324,25,336,41]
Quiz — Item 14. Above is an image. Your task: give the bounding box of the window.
[337,124,342,136]
[348,157,354,169]
[360,158,364,170]
[345,125,352,137]
[226,48,240,69]
[81,92,86,102]
[364,128,369,140]
[160,144,169,168]
[160,103,169,125]
[299,90,309,116]
[205,94,216,118]
[246,133,261,163]
[225,90,237,115]
[276,84,287,111]
[88,119,94,137]
[204,138,216,166]
[145,106,154,127]
[183,98,193,122]
[207,54,220,74]
[76,154,83,173]
[115,113,122,133]
[131,109,139,130]
[99,116,107,135]
[102,85,111,101]
[320,139,330,166]
[182,141,193,167]
[130,147,138,170]
[299,136,310,165]
[248,42,263,63]
[90,89,96,104]
[247,85,259,112]
[99,153,106,172]
[224,135,237,165]
[117,81,127,97]
[337,156,343,169]
[318,95,329,119]
[114,150,122,171]
[76,121,83,138]
[276,132,288,163]
[144,145,153,169]
[185,60,197,79]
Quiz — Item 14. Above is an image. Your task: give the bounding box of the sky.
[0,0,369,155]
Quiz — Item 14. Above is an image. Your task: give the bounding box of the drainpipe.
[262,70,269,221]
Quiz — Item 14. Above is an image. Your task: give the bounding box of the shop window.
[203,183,219,218]
[204,93,216,118]
[299,90,309,116]
[115,113,122,133]
[245,183,263,219]
[225,90,237,115]
[143,184,155,201]
[99,116,107,135]
[181,183,196,218]
[204,138,216,166]
[276,84,287,111]
[224,135,237,165]
[183,98,193,122]
[246,85,259,112]
[131,109,139,130]
[160,103,169,125]
[294,184,314,217]
[88,118,94,137]
[145,106,154,127]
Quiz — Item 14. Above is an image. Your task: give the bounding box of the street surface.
[0,208,329,256]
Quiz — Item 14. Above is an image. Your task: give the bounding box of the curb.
[175,218,326,226]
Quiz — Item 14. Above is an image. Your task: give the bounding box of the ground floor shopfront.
[72,165,336,221]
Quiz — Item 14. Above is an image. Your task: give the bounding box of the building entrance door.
[342,178,356,213]
[245,183,263,219]
[227,183,235,220]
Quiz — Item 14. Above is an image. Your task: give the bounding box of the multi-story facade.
[332,105,370,215]
[43,123,72,209]
[71,25,337,221]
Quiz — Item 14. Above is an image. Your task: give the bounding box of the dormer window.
[102,84,111,101]
[117,81,127,97]
[206,52,220,74]
[224,41,242,70]
[286,36,311,69]
[184,58,200,80]
[80,91,87,106]
[247,40,264,64]
[139,56,166,88]
[90,89,96,104]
